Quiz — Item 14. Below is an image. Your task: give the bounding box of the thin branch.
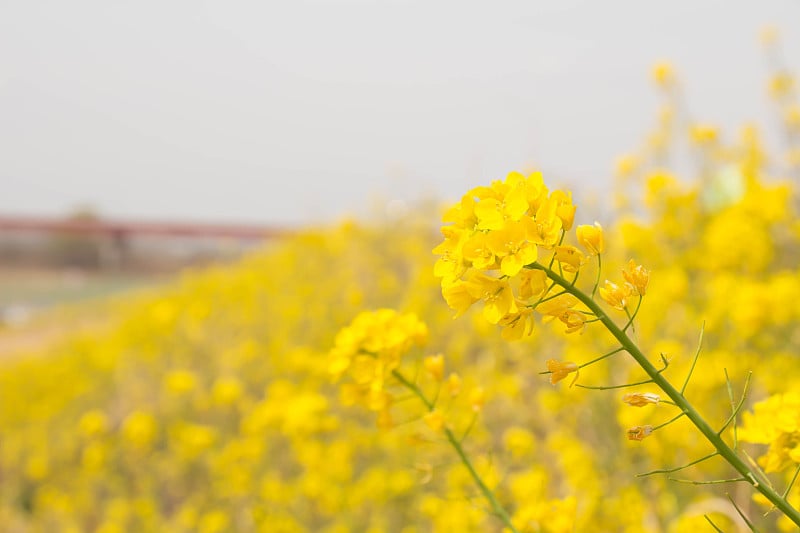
[718,372,752,436]
[727,493,760,533]
[574,355,669,390]
[576,378,653,391]
[724,368,738,450]
[460,413,478,443]
[668,476,748,485]
[652,411,686,431]
[591,254,602,299]
[538,346,625,376]
[703,515,725,532]
[392,370,519,533]
[681,321,705,395]
[579,346,626,369]
[622,296,643,333]
[637,452,718,477]
[783,463,800,500]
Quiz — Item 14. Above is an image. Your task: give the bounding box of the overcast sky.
[1,1,798,226]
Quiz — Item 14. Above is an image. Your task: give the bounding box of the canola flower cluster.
[2,38,800,532]
[433,170,651,346]
[328,309,429,427]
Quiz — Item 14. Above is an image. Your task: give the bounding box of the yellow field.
[2,60,800,532]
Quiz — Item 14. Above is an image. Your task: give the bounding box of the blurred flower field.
[3,52,800,532]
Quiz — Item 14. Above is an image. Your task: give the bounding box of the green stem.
[392,370,520,533]
[591,254,602,299]
[528,262,800,528]
[622,296,642,333]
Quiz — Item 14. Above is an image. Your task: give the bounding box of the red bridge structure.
[0,215,291,240]
[0,214,293,270]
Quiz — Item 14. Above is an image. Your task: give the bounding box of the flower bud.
[576,223,604,255]
[423,410,445,432]
[424,354,445,382]
[622,259,649,296]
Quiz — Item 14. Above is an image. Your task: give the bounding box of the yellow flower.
[211,377,243,406]
[464,273,518,324]
[556,309,586,335]
[615,154,638,177]
[441,280,479,318]
[546,359,579,386]
[622,392,660,407]
[576,223,604,256]
[599,280,631,311]
[689,124,718,144]
[442,192,478,229]
[329,310,428,418]
[519,269,548,300]
[740,392,800,472]
[164,369,197,395]
[535,293,579,318]
[121,411,158,450]
[551,190,577,231]
[553,245,585,273]
[447,373,462,397]
[473,181,529,231]
[423,354,445,382]
[499,307,534,340]
[759,25,779,47]
[626,425,654,441]
[768,72,795,100]
[423,410,445,432]
[469,387,486,412]
[622,259,649,296]
[651,61,675,87]
[79,410,109,437]
[432,227,469,283]
[486,220,539,276]
[785,104,800,132]
[462,232,497,271]
[529,195,563,247]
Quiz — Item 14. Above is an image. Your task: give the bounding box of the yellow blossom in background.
[79,409,109,437]
[423,410,445,432]
[121,411,158,450]
[651,61,675,87]
[211,376,243,405]
[469,386,486,412]
[164,369,198,395]
[759,25,779,47]
[740,391,800,472]
[769,72,796,100]
[424,354,445,381]
[689,124,718,144]
[447,373,462,397]
[615,154,639,177]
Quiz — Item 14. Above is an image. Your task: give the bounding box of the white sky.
[1,1,799,225]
